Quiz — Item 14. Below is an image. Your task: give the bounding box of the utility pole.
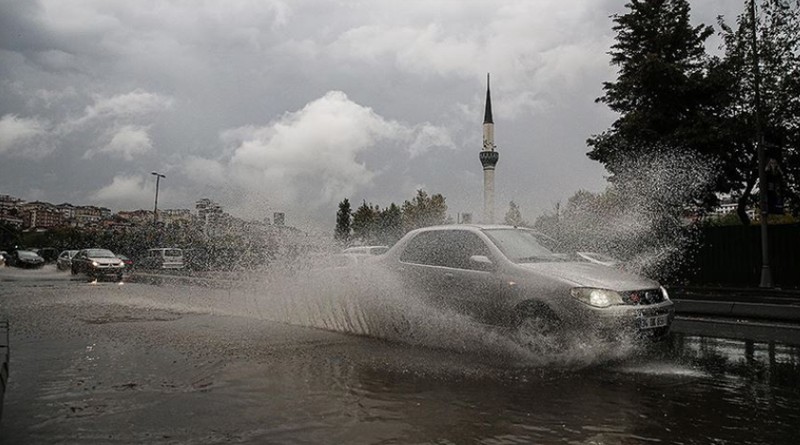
[151,171,166,225]
[750,0,772,287]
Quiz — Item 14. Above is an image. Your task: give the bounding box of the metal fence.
[676,223,800,289]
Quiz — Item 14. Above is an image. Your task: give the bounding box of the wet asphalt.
[0,266,799,444]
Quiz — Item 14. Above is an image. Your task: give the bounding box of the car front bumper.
[572,300,676,338]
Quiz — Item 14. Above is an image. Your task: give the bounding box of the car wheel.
[511,304,564,351]
[516,312,559,337]
[116,273,123,282]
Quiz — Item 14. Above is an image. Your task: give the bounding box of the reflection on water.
[2,279,799,444]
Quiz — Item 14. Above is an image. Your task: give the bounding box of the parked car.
[342,245,390,256]
[7,250,45,269]
[31,247,59,263]
[139,248,184,270]
[374,225,674,338]
[71,249,125,280]
[56,250,79,271]
[0,251,6,267]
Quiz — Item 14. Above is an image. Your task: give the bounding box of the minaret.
[479,73,499,223]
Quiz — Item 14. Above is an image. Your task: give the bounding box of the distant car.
[139,248,184,270]
[374,225,674,338]
[8,250,45,269]
[342,245,390,256]
[0,251,6,267]
[71,249,125,280]
[56,250,79,271]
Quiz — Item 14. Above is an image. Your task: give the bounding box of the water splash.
[536,149,716,280]
[226,260,641,367]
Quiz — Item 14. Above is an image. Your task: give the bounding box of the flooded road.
[1,269,799,444]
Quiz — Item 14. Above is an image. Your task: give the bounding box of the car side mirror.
[469,255,494,271]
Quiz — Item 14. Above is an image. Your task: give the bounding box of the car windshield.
[18,251,39,259]
[86,249,116,258]
[482,228,564,263]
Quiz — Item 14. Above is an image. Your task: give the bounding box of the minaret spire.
[484,73,493,124]
[479,73,499,223]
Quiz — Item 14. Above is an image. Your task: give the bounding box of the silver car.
[376,225,674,337]
[56,250,79,271]
[71,248,125,281]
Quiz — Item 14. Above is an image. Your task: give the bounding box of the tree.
[334,198,351,243]
[351,200,378,243]
[587,0,717,195]
[377,203,403,245]
[504,201,525,226]
[716,0,800,222]
[401,190,448,232]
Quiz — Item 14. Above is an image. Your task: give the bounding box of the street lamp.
[151,171,166,224]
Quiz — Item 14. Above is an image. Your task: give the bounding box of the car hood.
[515,261,659,290]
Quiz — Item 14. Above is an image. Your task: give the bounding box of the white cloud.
[90,174,152,207]
[183,156,228,186]
[0,114,53,158]
[83,124,153,161]
[198,91,453,213]
[408,123,456,158]
[74,89,174,127]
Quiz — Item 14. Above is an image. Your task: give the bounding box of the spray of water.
[188,256,639,368]
[537,149,716,280]
[114,152,714,367]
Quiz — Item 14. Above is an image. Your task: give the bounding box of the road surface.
[1,266,798,444]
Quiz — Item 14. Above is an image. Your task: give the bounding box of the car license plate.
[639,314,669,329]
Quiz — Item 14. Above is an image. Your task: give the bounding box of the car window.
[483,228,562,263]
[400,230,490,270]
[400,231,445,266]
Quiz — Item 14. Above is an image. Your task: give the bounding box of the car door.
[431,230,506,324]
[72,250,85,272]
[397,231,450,307]
[398,230,504,324]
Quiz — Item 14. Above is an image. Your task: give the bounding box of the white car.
[56,250,79,271]
[374,224,674,337]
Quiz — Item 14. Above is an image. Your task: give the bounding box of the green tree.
[401,190,448,231]
[716,0,800,222]
[504,201,525,226]
[334,198,351,243]
[351,200,379,243]
[587,0,716,183]
[377,203,403,245]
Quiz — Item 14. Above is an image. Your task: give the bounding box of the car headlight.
[570,288,624,308]
[91,261,99,267]
[660,286,670,301]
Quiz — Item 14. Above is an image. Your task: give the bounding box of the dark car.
[31,247,59,263]
[374,224,674,338]
[71,248,125,281]
[8,250,45,269]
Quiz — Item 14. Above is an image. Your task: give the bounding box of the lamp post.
[749,0,771,288]
[151,171,166,225]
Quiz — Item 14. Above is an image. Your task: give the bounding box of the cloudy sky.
[0,0,745,230]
